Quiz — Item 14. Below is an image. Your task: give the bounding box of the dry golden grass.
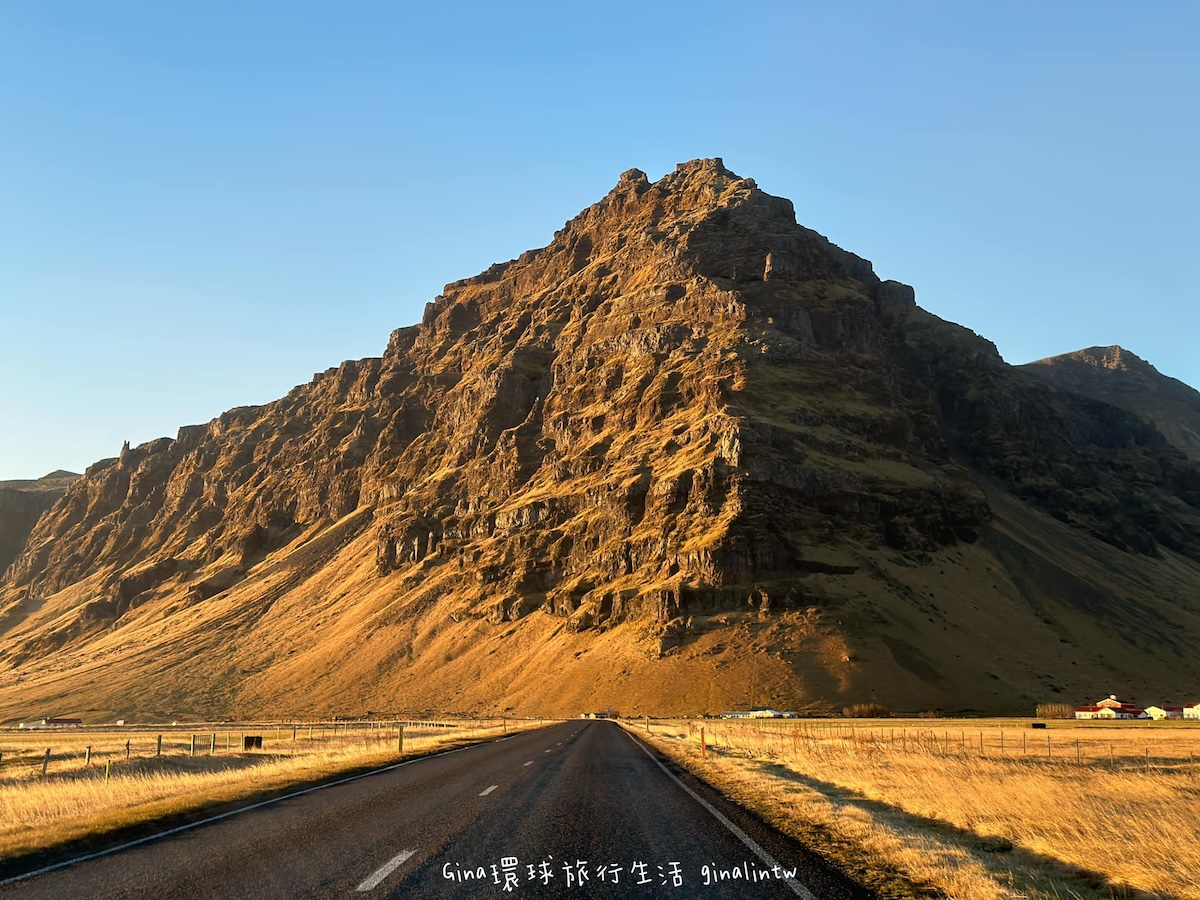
[0,718,542,862]
[630,718,1200,900]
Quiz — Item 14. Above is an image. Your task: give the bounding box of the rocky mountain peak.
[1032,345,1153,375]
[3,161,1200,721]
[1022,345,1200,461]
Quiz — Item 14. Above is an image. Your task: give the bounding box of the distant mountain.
[0,471,80,575]
[1021,347,1200,462]
[2,161,1199,722]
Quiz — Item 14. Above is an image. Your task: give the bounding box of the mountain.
[0,471,79,576]
[3,160,1200,722]
[1021,346,1200,463]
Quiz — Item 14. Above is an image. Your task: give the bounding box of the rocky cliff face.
[1021,347,1200,464]
[0,471,78,576]
[3,161,1200,721]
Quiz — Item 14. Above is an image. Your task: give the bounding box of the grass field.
[0,717,541,863]
[629,717,1200,900]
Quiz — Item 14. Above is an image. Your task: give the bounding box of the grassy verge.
[622,718,1200,900]
[0,719,545,874]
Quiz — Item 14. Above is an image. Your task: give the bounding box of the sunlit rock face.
[3,160,1200,720]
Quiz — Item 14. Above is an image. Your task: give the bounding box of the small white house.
[1184,703,1200,720]
[1144,706,1184,720]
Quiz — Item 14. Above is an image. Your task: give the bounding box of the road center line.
[543,749,552,753]
[623,731,817,900]
[479,785,498,796]
[523,760,533,766]
[357,848,416,892]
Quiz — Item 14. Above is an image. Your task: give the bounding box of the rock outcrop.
[2,161,1199,721]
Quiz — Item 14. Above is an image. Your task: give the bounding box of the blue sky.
[2,1,1197,480]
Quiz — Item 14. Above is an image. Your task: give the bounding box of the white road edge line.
[0,741,482,888]
[357,848,416,892]
[623,731,817,900]
[523,760,533,766]
[479,785,499,796]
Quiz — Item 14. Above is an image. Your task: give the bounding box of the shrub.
[843,703,890,718]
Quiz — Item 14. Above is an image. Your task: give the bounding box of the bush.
[842,703,890,718]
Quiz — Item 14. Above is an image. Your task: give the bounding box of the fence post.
[979,731,984,756]
[189,734,196,758]
[1047,735,1052,760]
[125,740,131,759]
[157,734,162,757]
[85,746,92,768]
[397,725,404,755]
[1146,748,1150,772]
[42,748,51,777]
[1110,743,1115,770]
[1076,740,1081,766]
[209,734,216,756]
[292,726,297,742]
[700,726,708,759]
[104,760,111,784]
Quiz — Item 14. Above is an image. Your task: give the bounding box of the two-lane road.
[0,721,873,898]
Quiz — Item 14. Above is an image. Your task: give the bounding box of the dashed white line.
[543,749,552,753]
[523,760,533,766]
[479,785,499,796]
[0,742,481,889]
[357,848,416,892]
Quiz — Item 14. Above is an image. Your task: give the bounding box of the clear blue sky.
[2,1,1197,480]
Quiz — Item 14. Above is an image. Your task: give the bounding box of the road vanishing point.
[0,721,873,898]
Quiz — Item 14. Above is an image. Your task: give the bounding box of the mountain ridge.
[1021,346,1200,463]
[3,159,1199,721]
[0,471,80,577]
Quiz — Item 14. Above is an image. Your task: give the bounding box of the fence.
[0,717,518,782]
[670,718,1200,776]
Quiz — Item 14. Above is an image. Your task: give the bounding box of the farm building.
[1144,706,1184,720]
[18,716,83,729]
[1184,703,1200,719]
[1075,696,1147,719]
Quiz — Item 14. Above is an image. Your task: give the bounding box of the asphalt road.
[0,721,874,898]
